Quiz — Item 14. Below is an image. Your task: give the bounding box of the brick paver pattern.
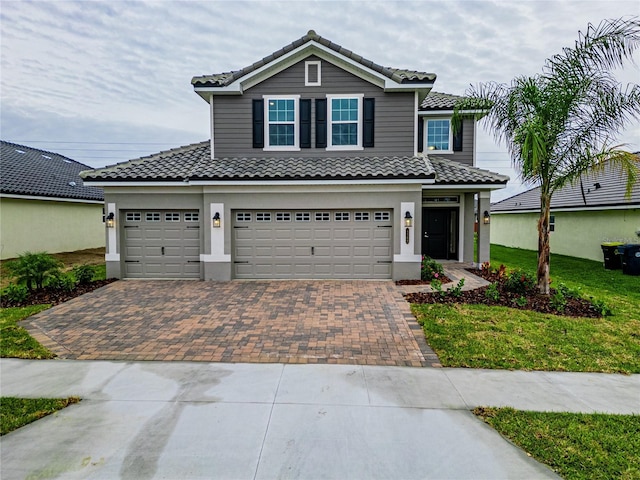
[24,281,435,367]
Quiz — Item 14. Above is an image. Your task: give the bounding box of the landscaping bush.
[4,252,63,291]
[72,265,95,285]
[503,269,536,295]
[0,284,28,304]
[421,256,445,281]
[46,272,77,292]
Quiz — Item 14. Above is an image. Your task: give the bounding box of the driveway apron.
[23,281,438,367]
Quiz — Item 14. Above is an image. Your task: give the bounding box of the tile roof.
[1,141,104,201]
[429,156,509,185]
[81,141,436,182]
[420,92,464,111]
[81,141,509,187]
[492,160,640,212]
[192,30,437,88]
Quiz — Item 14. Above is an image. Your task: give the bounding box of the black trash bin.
[621,244,640,276]
[601,242,623,270]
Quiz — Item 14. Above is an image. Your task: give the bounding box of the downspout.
[214,95,216,160]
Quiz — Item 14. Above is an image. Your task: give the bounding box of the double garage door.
[123,210,201,278]
[233,209,393,279]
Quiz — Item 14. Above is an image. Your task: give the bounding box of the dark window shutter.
[315,98,327,148]
[453,120,463,151]
[417,118,424,153]
[363,98,375,148]
[300,99,311,148]
[252,99,264,148]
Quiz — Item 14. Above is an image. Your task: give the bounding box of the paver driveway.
[23,281,438,367]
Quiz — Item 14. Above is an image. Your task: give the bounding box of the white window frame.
[326,94,364,151]
[424,117,453,153]
[263,95,300,152]
[305,60,321,86]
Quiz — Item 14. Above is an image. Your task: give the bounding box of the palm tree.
[454,17,640,294]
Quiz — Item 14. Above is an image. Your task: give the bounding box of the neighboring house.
[82,30,508,281]
[0,141,105,260]
[491,160,640,262]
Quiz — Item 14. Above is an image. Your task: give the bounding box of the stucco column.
[462,193,475,264]
[105,202,121,279]
[201,202,231,281]
[477,191,491,266]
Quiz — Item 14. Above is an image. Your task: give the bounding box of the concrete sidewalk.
[1,360,638,479]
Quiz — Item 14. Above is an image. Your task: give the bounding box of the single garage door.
[233,209,393,279]
[123,210,201,278]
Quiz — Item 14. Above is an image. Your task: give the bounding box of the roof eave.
[192,40,435,101]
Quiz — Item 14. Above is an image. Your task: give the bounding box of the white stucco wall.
[491,208,640,262]
[0,197,105,260]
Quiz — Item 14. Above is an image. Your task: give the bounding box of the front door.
[422,208,458,260]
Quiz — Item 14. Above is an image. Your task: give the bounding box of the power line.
[9,140,181,145]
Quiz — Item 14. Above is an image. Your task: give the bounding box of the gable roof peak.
[192,31,436,92]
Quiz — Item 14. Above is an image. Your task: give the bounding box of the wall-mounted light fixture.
[212,212,221,228]
[404,211,413,228]
[483,210,491,225]
[106,212,115,228]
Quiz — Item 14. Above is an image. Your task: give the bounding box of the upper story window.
[426,118,452,152]
[265,96,299,150]
[327,94,363,150]
[305,61,321,86]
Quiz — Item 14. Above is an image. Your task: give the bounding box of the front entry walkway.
[23,281,438,367]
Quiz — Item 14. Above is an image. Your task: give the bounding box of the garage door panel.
[313,229,331,240]
[274,228,294,240]
[294,229,312,240]
[333,246,351,257]
[374,228,392,240]
[255,229,273,240]
[274,246,293,256]
[232,209,392,279]
[123,210,201,278]
[255,246,274,257]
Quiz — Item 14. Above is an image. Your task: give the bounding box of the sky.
[1,0,639,202]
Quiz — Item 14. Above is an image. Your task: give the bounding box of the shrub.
[556,282,582,299]
[430,279,444,296]
[513,296,528,308]
[504,269,536,295]
[447,278,465,298]
[550,291,567,313]
[421,256,445,281]
[47,272,77,292]
[590,297,613,317]
[73,265,95,285]
[4,252,63,291]
[485,283,500,302]
[1,283,29,304]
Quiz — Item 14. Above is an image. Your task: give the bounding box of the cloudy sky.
[1,0,639,201]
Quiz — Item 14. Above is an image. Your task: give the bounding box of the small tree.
[5,252,63,291]
[454,17,640,294]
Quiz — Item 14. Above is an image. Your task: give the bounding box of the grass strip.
[474,407,640,480]
[1,397,80,435]
[413,303,640,373]
[1,305,54,359]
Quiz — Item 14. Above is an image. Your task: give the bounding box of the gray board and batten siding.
[212,55,416,158]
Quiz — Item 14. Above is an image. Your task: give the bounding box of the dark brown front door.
[422,208,458,260]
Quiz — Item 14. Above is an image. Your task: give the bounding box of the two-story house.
[82,30,508,281]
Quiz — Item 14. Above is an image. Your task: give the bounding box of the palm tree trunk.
[537,192,551,294]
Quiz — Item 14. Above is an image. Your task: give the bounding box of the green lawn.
[1,397,80,435]
[475,407,640,480]
[0,305,54,359]
[412,245,640,373]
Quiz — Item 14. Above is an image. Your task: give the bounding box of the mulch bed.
[396,275,452,286]
[1,279,116,309]
[405,268,604,318]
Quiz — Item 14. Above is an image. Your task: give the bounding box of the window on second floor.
[327,94,363,150]
[426,119,452,152]
[264,95,300,150]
